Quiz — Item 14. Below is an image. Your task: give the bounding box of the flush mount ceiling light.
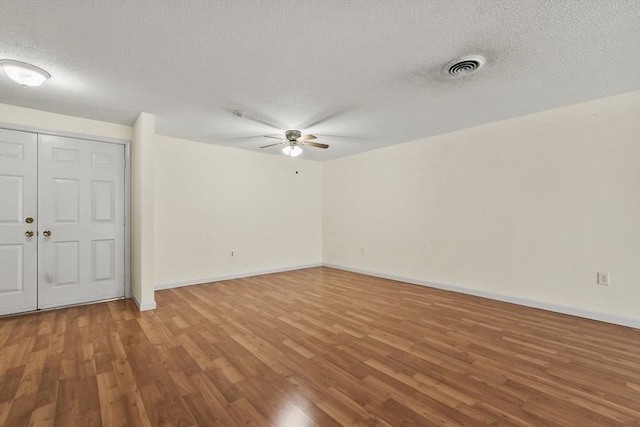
[282,145,302,157]
[442,55,486,77]
[0,59,51,87]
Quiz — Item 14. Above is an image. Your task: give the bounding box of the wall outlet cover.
[597,272,610,286]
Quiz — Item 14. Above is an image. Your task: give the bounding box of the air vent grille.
[443,55,486,77]
[448,60,480,75]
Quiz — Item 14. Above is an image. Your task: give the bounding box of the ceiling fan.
[260,130,329,157]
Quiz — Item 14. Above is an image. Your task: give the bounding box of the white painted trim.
[323,263,640,329]
[131,294,156,311]
[155,263,323,291]
[124,141,131,299]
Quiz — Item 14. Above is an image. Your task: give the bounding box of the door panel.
[53,178,80,223]
[38,135,125,309]
[0,129,38,315]
[0,245,24,291]
[52,241,79,287]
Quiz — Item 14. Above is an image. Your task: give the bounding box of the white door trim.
[0,124,132,301]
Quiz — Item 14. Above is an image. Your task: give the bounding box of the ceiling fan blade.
[264,135,285,140]
[260,142,283,148]
[303,141,329,149]
[297,134,317,141]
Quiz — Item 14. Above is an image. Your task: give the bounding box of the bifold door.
[0,129,125,315]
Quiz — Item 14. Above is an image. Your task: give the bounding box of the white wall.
[0,103,323,310]
[153,134,322,288]
[323,91,640,326]
[3,91,639,327]
[131,113,156,309]
[0,103,131,140]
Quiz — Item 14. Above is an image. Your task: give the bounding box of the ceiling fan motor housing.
[286,130,301,141]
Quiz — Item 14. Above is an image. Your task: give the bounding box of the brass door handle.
[25,230,34,237]
[43,230,52,237]
[25,217,34,224]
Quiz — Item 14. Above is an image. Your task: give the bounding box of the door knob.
[43,230,52,237]
[25,217,34,224]
[25,230,34,237]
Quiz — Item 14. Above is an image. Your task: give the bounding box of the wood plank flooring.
[1,266,639,426]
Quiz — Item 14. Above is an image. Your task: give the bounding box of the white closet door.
[0,129,38,315]
[38,135,125,309]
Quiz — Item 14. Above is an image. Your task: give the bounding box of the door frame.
[0,123,132,301]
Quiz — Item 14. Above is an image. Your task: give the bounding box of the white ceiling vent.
[443,55,486,77]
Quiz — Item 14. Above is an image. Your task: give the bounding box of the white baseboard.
[131,293,157,311]
[323,263,640,329]
[155,263,323,291]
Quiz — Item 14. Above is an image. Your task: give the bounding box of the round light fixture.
[0,59,51,87]
[283,145,302,157]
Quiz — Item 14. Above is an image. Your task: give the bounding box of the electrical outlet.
[597,272,610,286]
[230,251,236,258]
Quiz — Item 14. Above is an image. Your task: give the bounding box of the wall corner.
[131,112,156,311]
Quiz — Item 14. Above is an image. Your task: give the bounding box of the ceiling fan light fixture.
[0,59,51,87]
[283,145,302,157]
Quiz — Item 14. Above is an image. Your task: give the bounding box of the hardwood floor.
[1,267,639,426]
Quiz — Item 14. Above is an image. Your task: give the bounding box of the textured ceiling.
[0,0,639,161]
